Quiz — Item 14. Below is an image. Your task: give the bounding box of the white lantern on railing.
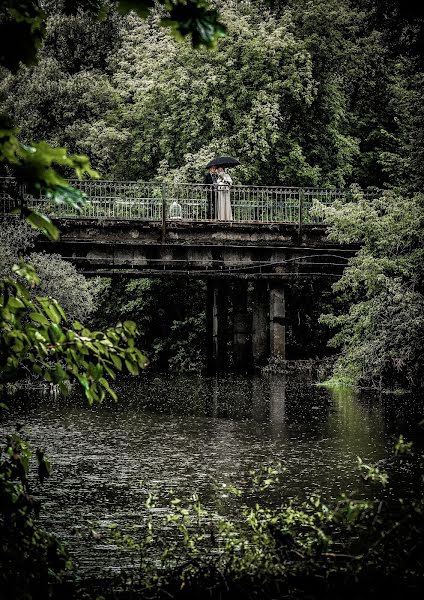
[169,200,182,220]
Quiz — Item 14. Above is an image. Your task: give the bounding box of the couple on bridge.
[204,161,234,221]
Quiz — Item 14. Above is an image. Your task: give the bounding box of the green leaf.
[111,354,122,370]
[7,297,25,310]
[30,312,50,326]
[48,323,62,344]
[123,320,137,336]
[78,375,90,391]
[12,261,40,285]
[99,377,118,401]
[12,338,24,352]
[37,297,62,324]
[125,359,139,376]
[21,209,60,241]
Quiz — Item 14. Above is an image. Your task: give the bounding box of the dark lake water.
[1,373,422,576]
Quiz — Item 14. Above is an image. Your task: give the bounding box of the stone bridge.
[1,179,365,370]
[34,217,356,371]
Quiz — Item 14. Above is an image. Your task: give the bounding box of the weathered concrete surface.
[233,281,251,371]
[252,282,269,366]
[34,219,357,279]
[207,280,229,372]
[270,284,286,359]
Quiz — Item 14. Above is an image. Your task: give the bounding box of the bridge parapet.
[0,177,377,226]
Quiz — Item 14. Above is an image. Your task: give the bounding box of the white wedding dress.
[217,172,233,220]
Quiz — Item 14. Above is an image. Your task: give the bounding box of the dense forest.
[1,0,422,387]
[2,0,424,190]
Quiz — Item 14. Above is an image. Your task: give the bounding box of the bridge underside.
[35,219,356,371]
[36,219,354,278]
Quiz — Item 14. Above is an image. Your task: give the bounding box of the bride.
[216,166,233,221]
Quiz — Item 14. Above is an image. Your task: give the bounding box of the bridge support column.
[252,281,269,367]
[269,283,286,360]
[206,280,228,373]
[233,281,251,371]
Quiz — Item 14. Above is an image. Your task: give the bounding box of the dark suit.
[204,171,217,219]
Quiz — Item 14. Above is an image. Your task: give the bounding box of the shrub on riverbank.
[77,434,424,600]
[315,190,424,390]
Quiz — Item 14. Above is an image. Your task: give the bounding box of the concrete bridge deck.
[33,218,356,279]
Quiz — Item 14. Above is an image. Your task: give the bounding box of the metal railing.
[0,178,377,225]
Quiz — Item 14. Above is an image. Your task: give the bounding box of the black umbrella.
[206,156,240,168]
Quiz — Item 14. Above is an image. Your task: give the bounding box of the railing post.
[161,182,167,243]
[298,188,304,236]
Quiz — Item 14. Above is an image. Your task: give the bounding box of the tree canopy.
[1,0,424,383]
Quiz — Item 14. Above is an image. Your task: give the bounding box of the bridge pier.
[269,283,286,360]
[232,281,251,371]
[206,280,287,372]
[252,281,269,367]
[206,280,229,372]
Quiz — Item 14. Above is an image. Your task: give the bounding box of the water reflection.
[326,385,385,453]
[1,373,419,576]
[269,373,286,435]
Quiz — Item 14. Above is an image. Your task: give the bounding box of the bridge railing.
[0,178,377,224]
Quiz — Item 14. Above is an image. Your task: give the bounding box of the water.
[1,373,421,576]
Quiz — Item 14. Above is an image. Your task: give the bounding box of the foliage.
[0,0,225,241]
[0,262,147,401]
[315,189,424,388]
[0,424,72,600]
[99,438,424,600]
[0,217,102,323]
[0,260,147,599]
[108,3,325,184]
[0,216,38,276]
[5,0,423,191]
[0,0,224,74]
[0,56,123,176]
[27,252,103,323]
[0,112,99,240]
[94,278,206,371]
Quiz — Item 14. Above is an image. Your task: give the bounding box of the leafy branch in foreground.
[1,113,100,240]
[0,260,148,600]
[0,262,148,404]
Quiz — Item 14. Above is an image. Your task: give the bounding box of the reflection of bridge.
[1,179,369,370]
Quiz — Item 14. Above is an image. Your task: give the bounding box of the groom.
[204,165,218,220]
